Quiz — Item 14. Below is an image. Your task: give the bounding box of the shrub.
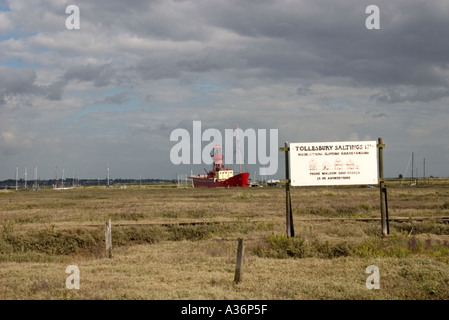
[312,240,353,258]
[254,234,308,259]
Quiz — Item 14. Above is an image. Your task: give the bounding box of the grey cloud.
[13,0,449,91]
[194,0,449,89]
[0,63,118,105]
[0,66,72,104]
[2,0,449,179]
[177,48,246,73]
[131,47,245,82]
[95,92,130,105]
[76,0,211,42]
[45,79,66,101]
[6,0,449,89]
[0,66,40,104]
[0,66,65,104]
[144,94,153,103]
[372,87,449,104]
[0,145,21,156]
[64,63,115,87]
[133,59,180,81]
[296,85,313,97]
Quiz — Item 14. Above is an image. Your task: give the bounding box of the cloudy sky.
[0,0,448,181]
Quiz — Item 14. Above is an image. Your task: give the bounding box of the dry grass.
[1,179,449,300]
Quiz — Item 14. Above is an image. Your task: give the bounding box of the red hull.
[191,172,249,188]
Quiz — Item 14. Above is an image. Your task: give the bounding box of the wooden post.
[234,238,244,283]
[283,142,294,237]
[378,138,389,236]
[105,219,112,258]
[384,186,390,235]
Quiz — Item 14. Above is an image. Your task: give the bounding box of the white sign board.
[289,141,378,186]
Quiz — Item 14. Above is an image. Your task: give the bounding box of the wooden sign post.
[280,142,294,238]
[378,138,389,236]
[286,138,387,236]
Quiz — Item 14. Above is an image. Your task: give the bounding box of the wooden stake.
[105,219,113,258]
[234,238,244,283]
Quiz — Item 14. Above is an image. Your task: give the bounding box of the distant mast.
[15,167,18,190]
[33,166,38,190]
[54,166,58,188]
[107,163,110,188]
[61,169,65,188]
[423,158,426,180]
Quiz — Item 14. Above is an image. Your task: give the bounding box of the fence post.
[105,219,113,258]
[234,238,244,283]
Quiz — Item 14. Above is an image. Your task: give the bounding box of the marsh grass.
[1,181,449,299]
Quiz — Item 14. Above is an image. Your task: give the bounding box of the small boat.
[188,144,249,188]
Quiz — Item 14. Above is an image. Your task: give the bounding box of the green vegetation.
[1,180,449,299]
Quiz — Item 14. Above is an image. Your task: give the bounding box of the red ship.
[188,144,249,188]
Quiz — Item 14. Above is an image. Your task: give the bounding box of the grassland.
[1,178,449,300]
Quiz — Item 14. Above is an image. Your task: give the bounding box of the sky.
[0,0,448,181]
